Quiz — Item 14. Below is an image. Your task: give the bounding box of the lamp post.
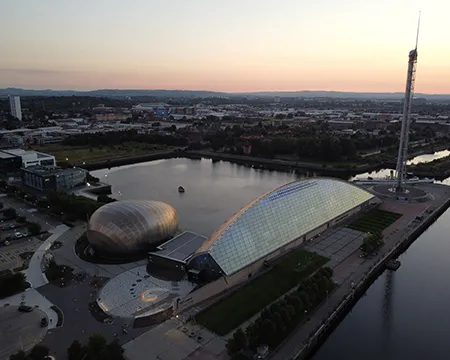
[104,174,108,184]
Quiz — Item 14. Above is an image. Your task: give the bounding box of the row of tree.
[63,129,189,148]
[39,191,107,221]
[227,267,334,358]
[360,232,384,256]
[9,333,125,360]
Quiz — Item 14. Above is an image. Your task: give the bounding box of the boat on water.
[386,259,401,271]
[178,186,185,193]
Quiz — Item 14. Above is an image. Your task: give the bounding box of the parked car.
[4,240,10,246]
[40,317,48,327]
[18,305,33,313]
[9,224,16,229]
[15,232,22,238]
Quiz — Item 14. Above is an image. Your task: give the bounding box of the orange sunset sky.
[1,0,449,93]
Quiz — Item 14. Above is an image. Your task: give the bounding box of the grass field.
[31,142,176,164]
[347,209,402,234]
[195,250,328,336]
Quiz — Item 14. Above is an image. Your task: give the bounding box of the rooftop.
[22,165,87,176]
[0,151,16,159]
[2,149,54,159]
[150,231,207,264]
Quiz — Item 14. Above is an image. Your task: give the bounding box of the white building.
[2,149,55,168]
[9,96,22,121]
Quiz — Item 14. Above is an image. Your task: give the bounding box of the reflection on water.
[353,150,450,180]
[312,208,450,360]
[92,156,450,360]
[93,158,309,237]
[407,150,450,165]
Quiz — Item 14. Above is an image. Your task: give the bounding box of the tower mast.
[395,13,421,193]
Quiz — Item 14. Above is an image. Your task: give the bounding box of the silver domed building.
[87,200,179,256]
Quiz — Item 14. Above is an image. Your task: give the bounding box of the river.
[91,150,450,360]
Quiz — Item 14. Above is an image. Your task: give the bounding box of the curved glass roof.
[88,200,179,255]
[196,178,375,275]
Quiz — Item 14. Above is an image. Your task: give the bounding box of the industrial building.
[0,151,23,173]
[21,165,87,193]
[2,149,55,168]
[0,148,55,173]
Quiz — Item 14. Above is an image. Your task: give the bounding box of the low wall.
[292,195,450,360]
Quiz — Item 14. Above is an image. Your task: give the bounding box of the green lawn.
[347,210,402,234]
[31,142,176,164]
[195,250,328,336]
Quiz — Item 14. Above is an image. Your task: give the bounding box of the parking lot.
[0,193,59,233]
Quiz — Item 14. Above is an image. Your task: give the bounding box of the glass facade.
[196,179,374,276]
[87,200,179,256]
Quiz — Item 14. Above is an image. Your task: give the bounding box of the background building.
[87,200,179,257]
[2,149,55,168]
[21,166,87,193]
[9,96,22,121]
[0,151,22,173]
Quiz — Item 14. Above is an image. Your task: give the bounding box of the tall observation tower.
[395,14,421,193]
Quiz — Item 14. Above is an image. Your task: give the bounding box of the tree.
[0,272,27,298]
[68,340,86,360]
[86,333,107,360]
[9,350,26,360]
[105,339,125,360]
[3,208,17,219]
[233,328,248,350]
[29,345,50,360]
[259,319,276,345]
[16,216,26,223]
[27,222,42,235]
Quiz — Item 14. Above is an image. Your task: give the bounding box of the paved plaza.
[305,227,367,270]
[0,306,48,360]
[123,318,226,360]
[38,275,148,359]
[98,265,195,319]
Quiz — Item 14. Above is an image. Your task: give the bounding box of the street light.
[118,191,122,200]
[104,174,108,184]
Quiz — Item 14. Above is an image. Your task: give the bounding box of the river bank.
[79,144,449,176]
[81,149,377,175]
[270,184,450,360]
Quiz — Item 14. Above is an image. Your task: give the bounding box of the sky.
[1,0,449,93]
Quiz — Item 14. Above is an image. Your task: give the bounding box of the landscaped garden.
[347,209,402,234]
[196,249,328,336]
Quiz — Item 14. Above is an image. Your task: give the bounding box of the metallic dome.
[87,200,179,256]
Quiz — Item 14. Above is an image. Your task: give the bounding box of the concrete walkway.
[0,225,72,338]
[24,225,70,289]
[271,187,449,360]
[0,289,60,330]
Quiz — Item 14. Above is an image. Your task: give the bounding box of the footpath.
[272,185,450,360]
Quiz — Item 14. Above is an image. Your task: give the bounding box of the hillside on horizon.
[1,87,450,100]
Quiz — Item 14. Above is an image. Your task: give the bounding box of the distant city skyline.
[1,0,449,93]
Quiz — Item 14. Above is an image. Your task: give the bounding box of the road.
[0,306,48,360]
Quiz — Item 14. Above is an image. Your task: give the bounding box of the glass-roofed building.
[184,178,376,291]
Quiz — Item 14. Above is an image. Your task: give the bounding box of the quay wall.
[292,193,450,360]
